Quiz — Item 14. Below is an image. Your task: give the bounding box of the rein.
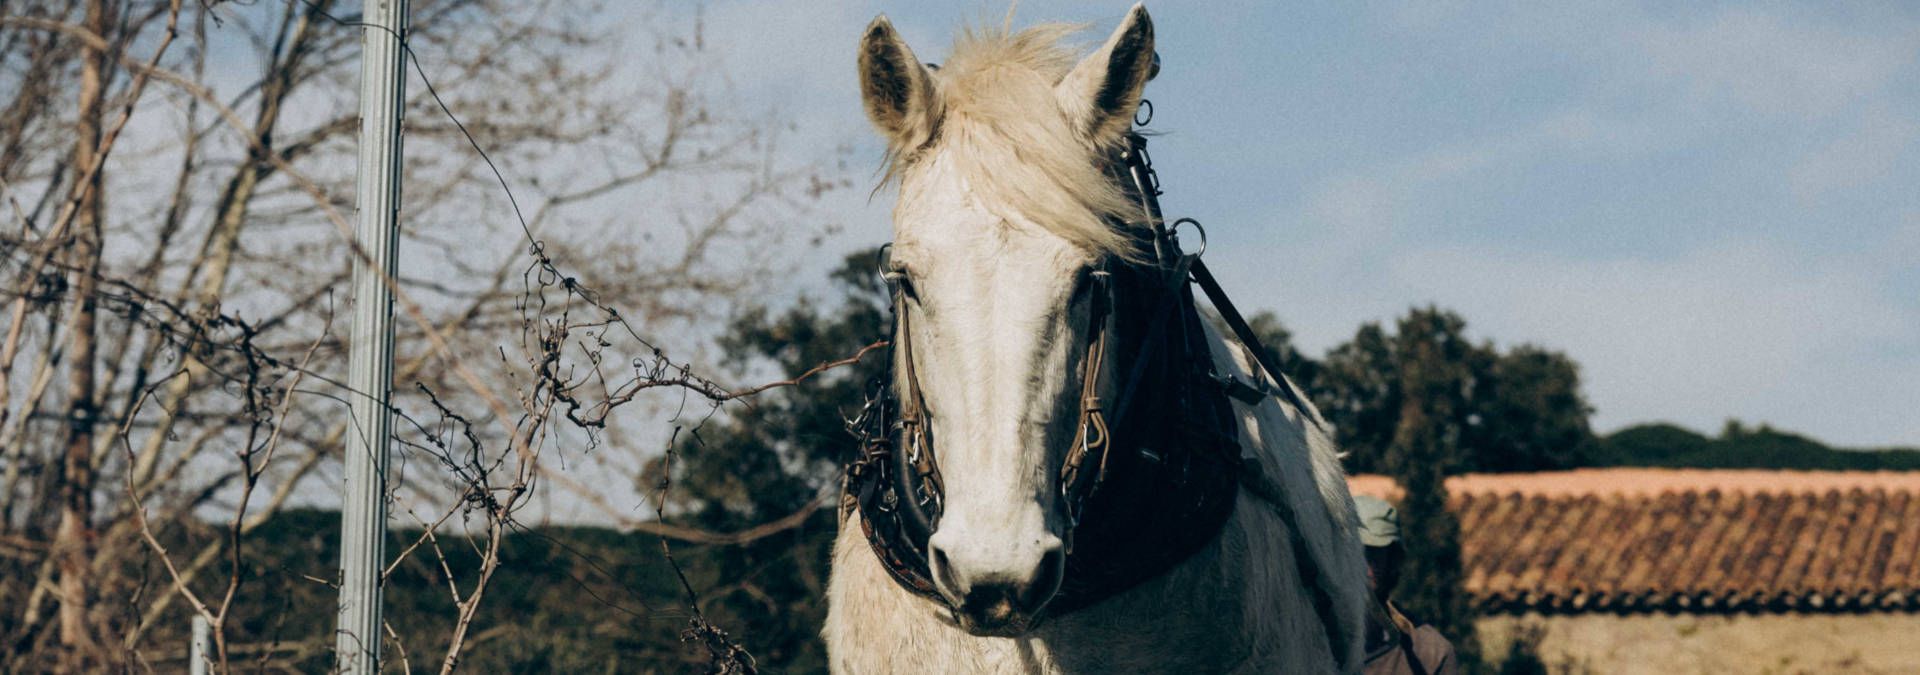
[845,122,1351,661]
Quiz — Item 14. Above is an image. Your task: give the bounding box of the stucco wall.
[1477,612,1920,675]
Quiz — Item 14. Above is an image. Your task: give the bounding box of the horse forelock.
[884,22,1147,262]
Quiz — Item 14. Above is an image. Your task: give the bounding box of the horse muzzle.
[927,529,1067,636]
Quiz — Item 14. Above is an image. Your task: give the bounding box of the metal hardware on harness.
[847,150,1240,616]
[1121,110,1344,659]
[1216,373,1269,405]
[876,243,900,285]
[845,94,1342,649]
[1170,218,1207,259]
[1113,127,1349,662]
[1187,259,1320,428]
[1123,108,1317,428]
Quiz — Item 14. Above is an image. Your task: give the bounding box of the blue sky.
[682,1,1920,447]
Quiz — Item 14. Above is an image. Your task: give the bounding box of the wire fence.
[0,0,869,671]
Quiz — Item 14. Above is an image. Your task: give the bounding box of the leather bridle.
[845,128,1348,661]
[846,131,1231,609]
[883,248,1124,553]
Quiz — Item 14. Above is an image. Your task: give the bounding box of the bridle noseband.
[845,130,1243,614]
[876,247,1120,554]
[845,126,1346,663]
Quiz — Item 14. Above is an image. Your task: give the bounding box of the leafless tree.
[0,0,853,670]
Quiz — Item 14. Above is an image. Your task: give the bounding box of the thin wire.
[287,5,774,660]
[293,0,535,242]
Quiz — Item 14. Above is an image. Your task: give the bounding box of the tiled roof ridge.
[1349,468,1920,500]
[1344,468,1920,615]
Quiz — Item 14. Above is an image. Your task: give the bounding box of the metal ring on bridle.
[1134,98,1154,127]
[1171,218,1206,258]
[876,243,903,287]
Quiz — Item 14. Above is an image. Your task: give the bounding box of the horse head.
[855,4,1156,635]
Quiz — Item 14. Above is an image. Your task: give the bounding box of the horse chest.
[826,494,1339,674]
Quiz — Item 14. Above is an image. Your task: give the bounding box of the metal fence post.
[335,0,408,671]
[190,614,209,675]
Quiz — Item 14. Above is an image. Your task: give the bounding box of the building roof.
[1347,469,1920,614]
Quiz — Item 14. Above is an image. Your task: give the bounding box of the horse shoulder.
[1204,318,1371,669]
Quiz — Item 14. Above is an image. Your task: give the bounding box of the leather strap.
[1188,258,1319,430]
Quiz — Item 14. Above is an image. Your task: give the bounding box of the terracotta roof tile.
[1895,492,1920,593]
[1348,469,1920,613]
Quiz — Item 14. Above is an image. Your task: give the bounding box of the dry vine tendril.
[0,1,872,671]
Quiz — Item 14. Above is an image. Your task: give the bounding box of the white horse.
[825,5,1369,672]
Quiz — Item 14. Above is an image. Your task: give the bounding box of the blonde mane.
[884,23,1146,259]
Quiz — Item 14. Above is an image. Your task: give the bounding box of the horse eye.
[1069,266,1098,300]
[886,266,919,300]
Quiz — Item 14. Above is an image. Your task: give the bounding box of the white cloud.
[1789,107,1919,201]
[1634,9,1918,120]
[1233,3,1920,447]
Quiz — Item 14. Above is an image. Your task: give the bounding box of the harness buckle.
[1217,373,1267,405]
[1170,218,1207,259]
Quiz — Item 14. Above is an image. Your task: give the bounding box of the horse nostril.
[1021,544,1066,611]
[929,544,963,601]
[925,531,1066,626]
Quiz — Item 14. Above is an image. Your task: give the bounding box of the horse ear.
[859,16,940,151]
[1057,4,1154,144]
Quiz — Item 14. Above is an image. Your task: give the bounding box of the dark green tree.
[1468,346,1597,472]
[1313,309,1495,475]
[1379,307,1482,670]
[1313,309,1595,474]
[657,250,890,523]
[1596,420,1920,470]
[1314,321,1405,474]
[650,247,892,672]
[1244,311,1324,394]
[1592,422,1711,466]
